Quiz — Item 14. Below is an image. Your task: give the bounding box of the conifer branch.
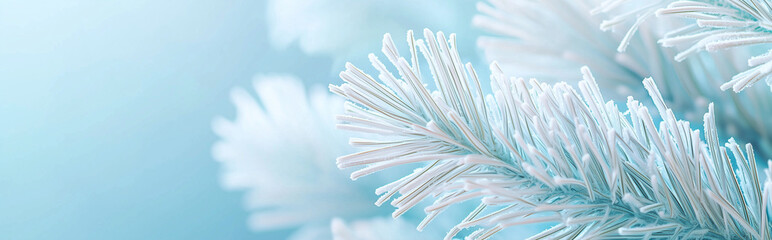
[476,0,772,170]
[596,0,772,92]
[330,29,772,239]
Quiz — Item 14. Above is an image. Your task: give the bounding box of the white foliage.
[594,0,671,52]
[475,0,772,165]
[266,0,465,61]
[473,0,674,105]
[330,29,772,239]
[212,75,378,231]
[596,0,772,92]
[655,0,772,92]
[331,217,428,240]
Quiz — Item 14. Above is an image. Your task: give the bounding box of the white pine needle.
[331,29,772,239]
[331,217,427,240]
[657,0,772,92]
[473,0,684,113]
[597,0,772,92]
[475,0,772,168]
[212,76,379,231]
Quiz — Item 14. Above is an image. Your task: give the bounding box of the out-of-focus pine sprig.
[266,0,473,66]
[474,0,686,112]
[212,75,461,240]
[331,217,427,240]
[330,29,772,239]
[212,76,377,233]
[475,0,772,167]
[656,0,772,92]
[597,0,772,92]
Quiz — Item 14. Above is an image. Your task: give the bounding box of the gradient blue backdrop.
[0,1,483,239]
[0,1,325,239]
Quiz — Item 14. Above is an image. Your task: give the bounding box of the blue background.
[0,1,481,239]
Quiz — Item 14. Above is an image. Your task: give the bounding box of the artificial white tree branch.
[331,29,772,239]
[596,0,772,92]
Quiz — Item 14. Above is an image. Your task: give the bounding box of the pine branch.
[655,0,772,92]
[593,0,670,52]
[212,76,379,231]
[330,29,772,239]
[473,0,659,99]
[331,217,428,240]
[596,0,772,92]
[473,0,693,116]
[476,0,772,178]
